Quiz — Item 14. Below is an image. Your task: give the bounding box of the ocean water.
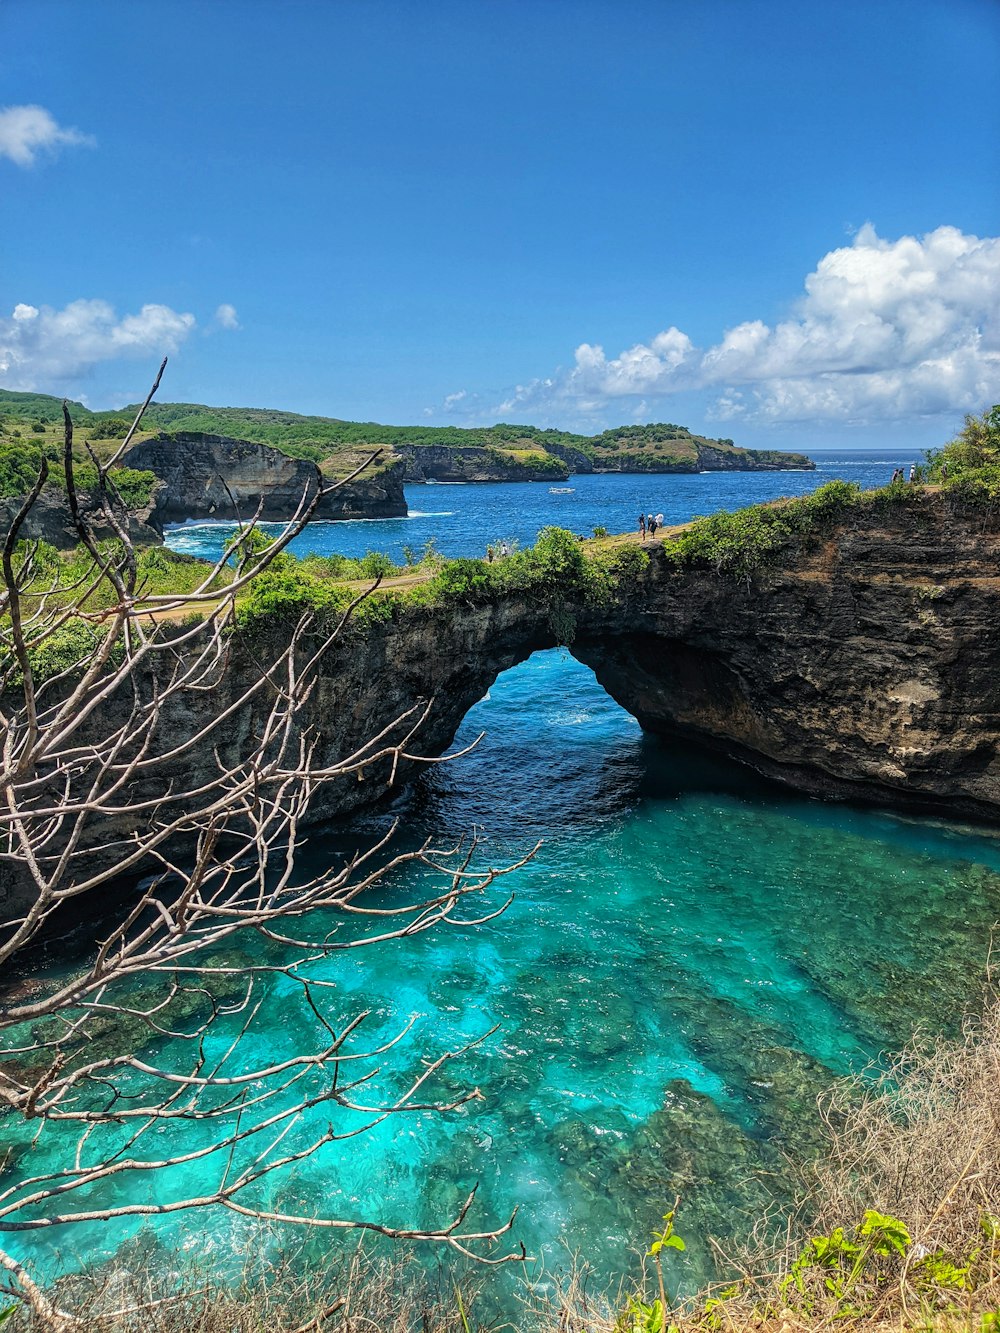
[12,449,1000,1301]
[163,450,917,566]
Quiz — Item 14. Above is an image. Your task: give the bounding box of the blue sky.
[1,0,998,449]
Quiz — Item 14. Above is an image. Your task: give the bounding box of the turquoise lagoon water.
[11,452,1000,1296]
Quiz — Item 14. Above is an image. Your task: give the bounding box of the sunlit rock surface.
[125,431,407,526]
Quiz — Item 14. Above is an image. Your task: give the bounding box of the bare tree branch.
[0,359,529,1329]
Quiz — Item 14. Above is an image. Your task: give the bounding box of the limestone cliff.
[394,443,569,483]
[0,484,163,549]
[395,439,812,480]
[587,440,816,473]
[575,496,1000,813]
[125,432,407,528]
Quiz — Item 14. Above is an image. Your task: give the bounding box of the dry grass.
[522,982,1000,1333]
[9,986,1000,1332]
[8,1243,497,1332]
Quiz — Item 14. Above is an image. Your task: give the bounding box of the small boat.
[548,486,575,493]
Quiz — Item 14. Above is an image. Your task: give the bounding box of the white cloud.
[0,105,94,167]
[0,299,196,391]
[214,302,240,330]
[498,225,1000,426]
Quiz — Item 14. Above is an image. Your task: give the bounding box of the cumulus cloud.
[498,225,1000,426]
[214,303,240,330]
[0,299,196,391]
[0,105,94,167]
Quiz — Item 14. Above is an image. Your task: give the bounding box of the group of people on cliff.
[638,512,664,539]
[890,463,946,485]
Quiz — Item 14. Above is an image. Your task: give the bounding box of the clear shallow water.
[15,449,1000,1299]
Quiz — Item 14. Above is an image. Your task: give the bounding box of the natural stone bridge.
[236,491,1000,824]
[4,492,1000,926]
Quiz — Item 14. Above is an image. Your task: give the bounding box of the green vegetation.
[87,400,591,463]
[926,404,1000,504]
[71,463,157,508]
[0,389,90,425]
[0,388,809,476]
[10,544,232,680]
[233,526,650,644]
[0,443,49,497]
[586,423,812,471]
[423,526,649,624]
[0,410,158,510]
[483,444,564,474]
[0,439,157,507]
[650,406,1000,584]
[664,478,863,580]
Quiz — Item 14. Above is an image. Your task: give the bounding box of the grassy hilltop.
[0,389,813,487]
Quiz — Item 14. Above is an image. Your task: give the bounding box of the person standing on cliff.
[638,513,646,539]
[909,464,917,483]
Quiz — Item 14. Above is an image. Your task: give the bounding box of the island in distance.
[0,389,815,539]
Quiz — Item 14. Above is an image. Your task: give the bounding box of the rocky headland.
[125,432,407,530]
[393,442,570,482]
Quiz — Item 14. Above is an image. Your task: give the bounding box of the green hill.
[0,389,813,477]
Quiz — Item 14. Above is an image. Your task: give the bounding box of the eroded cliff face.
[394,443,570,483]
[0,485,164,549]
[575,497,1000,813]
[235,490,1000,822]
[125,432,407,527]
[4,492,999,924]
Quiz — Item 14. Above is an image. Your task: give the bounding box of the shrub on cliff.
[0,442,48,496]
[927,404,1000,503]
[0,442,156,508]
[237,561,349,623]
[665,480,862,580]
[73,463,158,509]
[427,527,649,614]
[429,556,499,605]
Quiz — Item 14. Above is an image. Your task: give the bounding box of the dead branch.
[0,359,529,1329]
